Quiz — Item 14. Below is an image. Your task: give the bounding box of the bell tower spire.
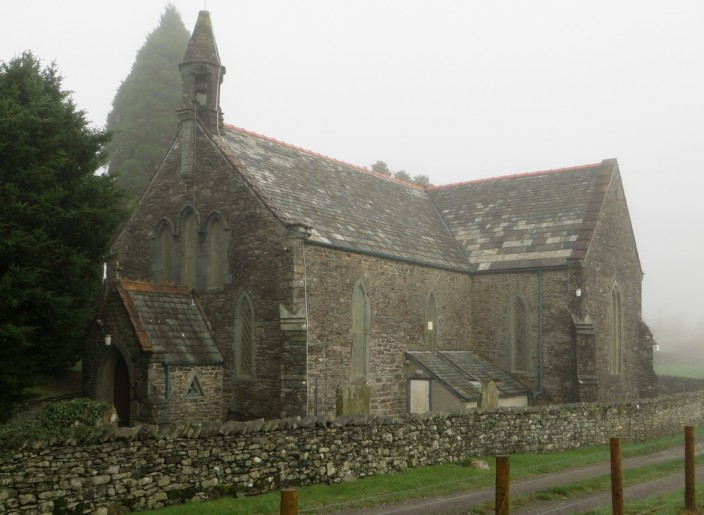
[178,10,226,133]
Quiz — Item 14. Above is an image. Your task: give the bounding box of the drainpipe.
[164,362,171,400]
[533,270,544,400]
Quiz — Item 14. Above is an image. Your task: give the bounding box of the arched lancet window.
[610,283,622,374]
[207,215,225,289]
[351,281,370,382]
[508,292,530,373]
[155,219,173,283]
[180,209,197,288]
[426,291,438,352]
[234,292,255,379]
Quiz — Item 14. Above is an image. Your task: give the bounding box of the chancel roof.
[428,160,615,271]
[212,125,617,273]
[117,280,223,365]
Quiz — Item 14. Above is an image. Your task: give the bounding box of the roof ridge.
[428,161,605,191]
[223,124,425,190]
[118,279,189,295]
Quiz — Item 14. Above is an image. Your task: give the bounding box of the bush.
[39,398,113,429]
[0,398,113,448]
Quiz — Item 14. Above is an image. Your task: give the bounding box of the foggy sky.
[2,1,703,347]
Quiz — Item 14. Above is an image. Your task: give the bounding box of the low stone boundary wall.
[2,393,703,513]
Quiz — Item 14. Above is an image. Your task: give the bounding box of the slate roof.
[116,280,223,365]
[406,350,529,401]
[217,126,471,271]
[427,160,616,271]
[212,125,616,273]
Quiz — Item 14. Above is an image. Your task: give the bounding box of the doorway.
[113,354,130,426]
[409,379,430,414]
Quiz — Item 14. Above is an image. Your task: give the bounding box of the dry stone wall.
[2,393,702,514]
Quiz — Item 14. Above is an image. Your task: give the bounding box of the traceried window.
[508,293,530,373]
[610,283,622,374]
[426,291,438,352]
[351,281,370,381]
[234,292,255,379]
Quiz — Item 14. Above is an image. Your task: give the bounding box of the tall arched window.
[610,283,622,374]
[508,292,530,373]
[351,281,370,381]
[426,291,438,352]
[181,210,197,288]
[207,216,224,289]
[234,292,255,379]
[155,219,173,283]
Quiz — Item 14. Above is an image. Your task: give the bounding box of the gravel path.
[340,445,701,514]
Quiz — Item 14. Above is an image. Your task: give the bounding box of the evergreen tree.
[106,4,189,203]
[371,160,392,177]
[372,160,432,187]
[0,53,126,418]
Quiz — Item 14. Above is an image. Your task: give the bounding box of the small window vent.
[186,375,204,398]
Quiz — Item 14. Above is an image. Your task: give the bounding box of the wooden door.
[114,356,130,426]
[409,379,430,414]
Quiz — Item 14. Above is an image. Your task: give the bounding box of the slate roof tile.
[218,126,471,271]
[427,160,616,271]
[117,280,224,365]
[212,125,616,272]
[406,350,529,401]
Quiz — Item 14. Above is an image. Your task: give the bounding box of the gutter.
[533,270,545,400]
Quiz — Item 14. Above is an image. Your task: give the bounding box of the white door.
[409,379,430,413]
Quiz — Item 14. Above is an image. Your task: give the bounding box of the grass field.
[138,431,697,514]
[655,364,704,379]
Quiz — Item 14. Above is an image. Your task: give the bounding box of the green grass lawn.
[138,430,696,514]
[655,364,704,379]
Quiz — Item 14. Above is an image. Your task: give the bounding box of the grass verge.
[475,453,704,514]
[139,430,696,514]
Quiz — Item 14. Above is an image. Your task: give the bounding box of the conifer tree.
[0,53,126,418]
[106,4,189,203]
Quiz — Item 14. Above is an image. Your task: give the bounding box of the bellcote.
[178,11,226,132]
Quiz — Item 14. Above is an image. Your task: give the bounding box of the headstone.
[479,380,499,409]
[336,383,371,416]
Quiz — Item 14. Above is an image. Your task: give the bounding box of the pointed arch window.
[351,281,370,381]
[207,216,225,289]
[508,293,530,373]
[234,292,255,379]
[155,220,173,282]
[181,210,197,288]
[426,292,438,352]
[610,283,622,374]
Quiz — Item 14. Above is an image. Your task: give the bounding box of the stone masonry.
[1,393,702,514]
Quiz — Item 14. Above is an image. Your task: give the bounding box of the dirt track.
[343,444,702,514]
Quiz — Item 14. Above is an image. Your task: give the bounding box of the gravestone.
[479,380,499,409]
[336,382,371,416]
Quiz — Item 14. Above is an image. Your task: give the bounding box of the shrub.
[0,398,113,448]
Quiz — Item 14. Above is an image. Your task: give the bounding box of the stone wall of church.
[470,267,579,404]
[303,244,472,417]
[581,171,651,402]
[103,130,302,422]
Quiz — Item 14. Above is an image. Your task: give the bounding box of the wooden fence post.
[685,425,696,511]
[610,437,624,515]
[495,455,510,515]
[280,488,298,515]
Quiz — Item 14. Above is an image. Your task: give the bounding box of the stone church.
[83,11,656,426]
